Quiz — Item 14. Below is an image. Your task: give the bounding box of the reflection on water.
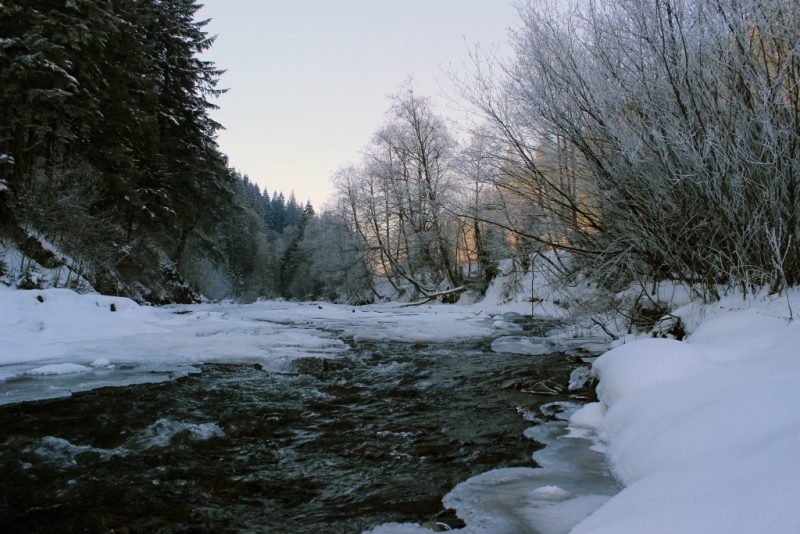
[0,339,597,533]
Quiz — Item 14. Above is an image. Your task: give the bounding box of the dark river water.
[0,335,596,533]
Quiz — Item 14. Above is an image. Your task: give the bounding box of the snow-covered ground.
[566,290,800,533]
[2,282,799,533]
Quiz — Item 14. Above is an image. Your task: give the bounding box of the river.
[0,327,608,533]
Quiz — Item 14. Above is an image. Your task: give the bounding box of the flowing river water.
[0,325,608,533]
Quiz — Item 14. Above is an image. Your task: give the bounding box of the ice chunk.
[530,485,574,500]
[568,367,591,390]
[541,401,582,420]
[90,357,114,369]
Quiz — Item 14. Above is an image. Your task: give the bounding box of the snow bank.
[0,286,533,405]
[0,286,163,366]
[569,290,800,533]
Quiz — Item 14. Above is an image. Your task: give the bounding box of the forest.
[0,0,324,303]
[2,0,798,315]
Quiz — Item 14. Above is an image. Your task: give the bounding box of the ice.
[26,363,92,375]
[362,523,433,534]
[434,401,619,534]
[2,285,543,404]
[491,336,563,356]
[530,485,574,499]
[5,284,800,532]
[568,367,591,390]
[540,401,582,421]
[492,335,609,357]
[90,357,113,368]
[568,289,800,533]
[0,361,199,406]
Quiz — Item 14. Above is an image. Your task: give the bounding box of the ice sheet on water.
[442,402,616,533]
[441,464,615,534]
[362,523,433,534]
[491,336,563,356]
[26,363,92,375]
[540,401,582,421]
[492,335,610,356]
[0,360,199,406]
[368,407,619,534]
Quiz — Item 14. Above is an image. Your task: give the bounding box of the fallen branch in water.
[401,286,466,307]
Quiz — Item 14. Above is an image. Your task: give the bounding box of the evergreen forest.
[0,0,328,303]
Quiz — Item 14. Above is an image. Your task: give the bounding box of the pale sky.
[198,1,516,209]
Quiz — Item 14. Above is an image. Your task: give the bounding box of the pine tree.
[279,200,317,298]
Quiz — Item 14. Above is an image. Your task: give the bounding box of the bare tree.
[330,83,470,301]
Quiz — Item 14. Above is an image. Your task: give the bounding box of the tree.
[456,0,800,298]
[331,83,471,301]
[0,0,235,303]
[280,200,317,298]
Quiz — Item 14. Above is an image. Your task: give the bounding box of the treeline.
[3,0,797,307]
[0,0,331,302]
[324,0,800,305]
[220,176,334,302]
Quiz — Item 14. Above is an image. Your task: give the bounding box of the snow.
[591,338,712,407]
[0,286,539,405]
[568,290,800,533]
[567,367,591,391]
[364,290,800,533]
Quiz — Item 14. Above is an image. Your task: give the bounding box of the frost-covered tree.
[330,83,472,301]
[457,0,800,297]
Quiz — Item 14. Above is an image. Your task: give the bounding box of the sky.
[197,0,517,209]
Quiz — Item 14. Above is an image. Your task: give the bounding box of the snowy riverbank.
[0,284,576,405]
[567,290,800,533]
